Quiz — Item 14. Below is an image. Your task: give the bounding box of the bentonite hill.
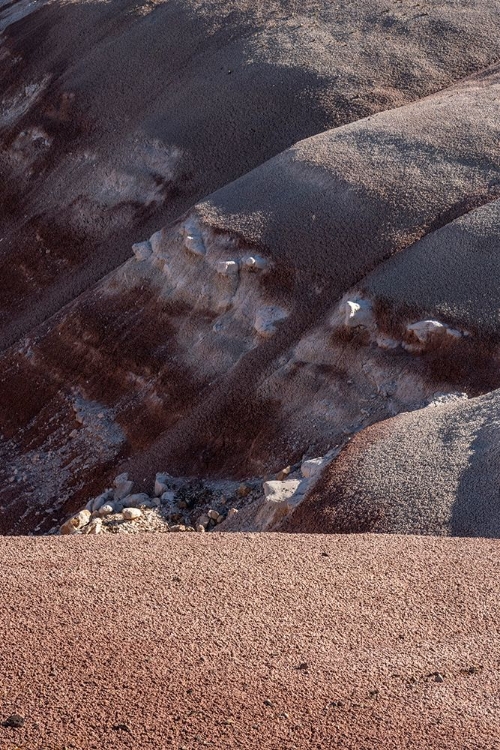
[0,0,499,747]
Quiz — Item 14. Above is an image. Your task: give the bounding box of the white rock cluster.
[56,452,337,537]
[57,472,246,536]
[336,293,468,353]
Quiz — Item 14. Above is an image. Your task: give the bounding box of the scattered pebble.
[2,714,25,728]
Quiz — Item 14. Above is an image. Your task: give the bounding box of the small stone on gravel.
[2,714,25,728]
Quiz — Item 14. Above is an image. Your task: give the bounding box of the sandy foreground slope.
[0,534,499,750]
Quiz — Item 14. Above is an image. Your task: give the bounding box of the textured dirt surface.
[363,197,500,341]
[0,533,499,749]
[2,0,500,348]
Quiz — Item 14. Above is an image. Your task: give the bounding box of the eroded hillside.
[1,0,500,536]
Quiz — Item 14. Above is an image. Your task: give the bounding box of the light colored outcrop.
[242,255,267,272]
[132,240,153,262]
[60,510,91,535]
[122,507,143,521]
[216,260,239,276]
[344,298,374,329]
[301,457,329,479]
[183,218,206,257]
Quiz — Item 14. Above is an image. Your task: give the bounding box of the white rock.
[132,240,152,261]
[407,320,444,343]
[216,260,239,276]
[263,479,302,502]
[208,509,220,521]
[344,298,373,328]
[122,493,150,508]
[301,457,328,479]
[86,518,103,535]
[196,524,206,533]
[376,335,400,350]
[90,491,112,512]
[98,504,115,516]
[60,509,91,535]
[426,392,468,408]
[446,327,463,338]
[242,255,267,271]
[122,507,143,520]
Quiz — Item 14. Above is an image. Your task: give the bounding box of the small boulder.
[301,457,328,479]
[242,255,267,271]
[60,509,91,535]
[122,493,150,508]
[237,484,252,498]
[98,503,115,516]
[122,507,143,521]
[85,518,103,535]
[208,509,220,521]
[2,714,25,728]
[89,491,113,513]
[407,319,444,343]
[155,473,172,497]
[183,218,206,257]
[276,465,291,481]
[113,473,134,500]
[161,490,176,504]
[344,298,373,328]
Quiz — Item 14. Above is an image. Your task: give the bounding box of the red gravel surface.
[0,534,499,749]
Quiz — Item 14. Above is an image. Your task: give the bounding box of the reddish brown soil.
[0,534,499,749]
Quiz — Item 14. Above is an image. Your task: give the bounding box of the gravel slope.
[283,389,500,537]
[0,534,499,749]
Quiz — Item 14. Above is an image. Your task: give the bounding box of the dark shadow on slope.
[0,0,346,350]
[451,411,500,538]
